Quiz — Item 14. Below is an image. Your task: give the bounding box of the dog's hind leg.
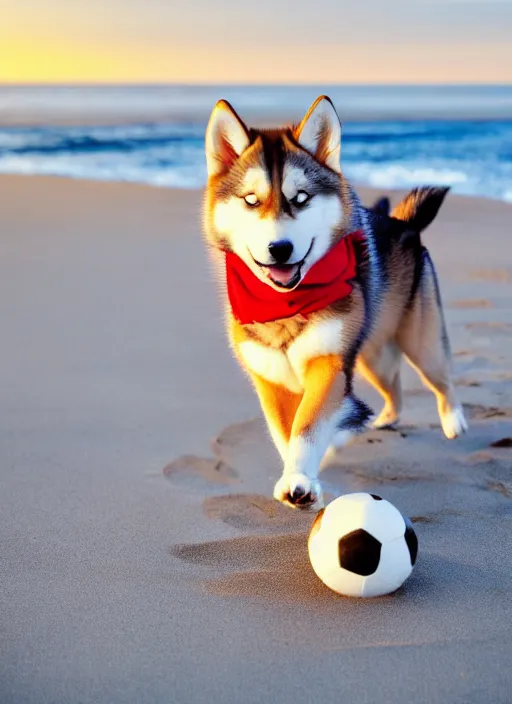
[396,251,467,439]
[357,341,403,429]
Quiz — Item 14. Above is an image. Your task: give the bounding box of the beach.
[1,174,511,704]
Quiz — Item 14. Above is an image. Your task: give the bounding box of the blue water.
[1,85,511,201]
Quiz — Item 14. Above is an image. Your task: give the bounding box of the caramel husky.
[203,95,467,511]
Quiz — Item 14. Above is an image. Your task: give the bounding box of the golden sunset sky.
[2,0,511,84]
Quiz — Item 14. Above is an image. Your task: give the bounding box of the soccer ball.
[308,493,418,597]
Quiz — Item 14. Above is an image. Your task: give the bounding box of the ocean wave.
[0,119,511,202]
[0,123,205,154]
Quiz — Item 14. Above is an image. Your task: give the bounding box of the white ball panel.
[359,498,407,543]
[321,493,373,535]
[322,565,366,597]
[308,525,343,583]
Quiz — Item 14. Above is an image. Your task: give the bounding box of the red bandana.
[226,230,364,324]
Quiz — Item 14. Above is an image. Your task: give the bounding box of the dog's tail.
[390,186,450,234]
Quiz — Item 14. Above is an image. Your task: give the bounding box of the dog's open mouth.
[252,241,314,290]
[260,263,301,288]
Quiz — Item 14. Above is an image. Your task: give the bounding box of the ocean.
[1,85,511,201]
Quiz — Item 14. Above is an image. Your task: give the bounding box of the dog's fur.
[203,95,467,511]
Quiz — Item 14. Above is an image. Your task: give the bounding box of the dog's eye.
[291,191,311,207]
[243,194,260,207]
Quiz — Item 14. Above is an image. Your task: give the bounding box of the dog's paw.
[441,405,468,439]
[273,474,324,511]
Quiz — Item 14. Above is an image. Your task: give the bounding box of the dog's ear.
[371,196,391,216]
[391,187,450,232]
[295,96,341,174]
[205,100,250,177]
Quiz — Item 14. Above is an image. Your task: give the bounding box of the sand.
[1,175,511,704]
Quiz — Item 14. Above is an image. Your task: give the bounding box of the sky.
[2,0,512,84]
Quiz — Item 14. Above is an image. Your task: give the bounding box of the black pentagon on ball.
[404,517,418,566]
[370,494,383,501]
[338,529,382,576]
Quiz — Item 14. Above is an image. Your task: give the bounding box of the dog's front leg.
[250,373,303,462]
[273,355,345,511]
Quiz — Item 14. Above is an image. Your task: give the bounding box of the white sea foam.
[346,164,469,190]
[0,154,206,188]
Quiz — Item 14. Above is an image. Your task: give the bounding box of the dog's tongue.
[265,264,299,286]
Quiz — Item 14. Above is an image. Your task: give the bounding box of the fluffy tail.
[391,186,450,233]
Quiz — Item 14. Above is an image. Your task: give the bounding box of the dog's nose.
[268,240,293,264]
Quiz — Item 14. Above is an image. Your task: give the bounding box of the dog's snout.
[268,240,293,264]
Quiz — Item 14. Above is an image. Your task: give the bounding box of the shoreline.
[2,172,512,207]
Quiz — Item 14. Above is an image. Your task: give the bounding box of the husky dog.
[203,95,467,511]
